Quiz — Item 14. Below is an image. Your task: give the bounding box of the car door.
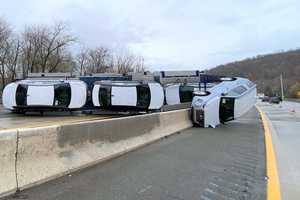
[111,86,137,106]
[27,85,54,106]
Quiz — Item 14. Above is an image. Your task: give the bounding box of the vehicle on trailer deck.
[79,73,129,109]
[268,96,281,104]
[164,83,200,105]
[92,81,164,111]
[2,79,87,113]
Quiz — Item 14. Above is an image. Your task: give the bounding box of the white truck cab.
[192,77,256,128]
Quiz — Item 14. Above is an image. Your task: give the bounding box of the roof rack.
[26,73,75,79]
[81,73,124,77]
[153,70,202,84]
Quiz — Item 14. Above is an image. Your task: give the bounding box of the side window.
[227,85,247,96]
[54,84,71,107]
[233,85,247,94]
[179,85,194,103]
[16,84,28,106]
[137,85,151,108]
[99,86,111,108]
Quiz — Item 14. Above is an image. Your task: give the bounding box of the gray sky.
[1,0,300,70]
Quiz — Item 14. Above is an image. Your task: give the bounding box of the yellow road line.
[256,106,281,200]
[0,116,111,131]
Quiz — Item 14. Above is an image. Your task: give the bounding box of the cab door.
[27,85,54,106]
[219,97,235,123]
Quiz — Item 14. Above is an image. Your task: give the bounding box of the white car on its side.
[165,83,199,105]
[2,79,87,113]
[92,81,164,111]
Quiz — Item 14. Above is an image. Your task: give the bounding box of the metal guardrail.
[285,98,300,103]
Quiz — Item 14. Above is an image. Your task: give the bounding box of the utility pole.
[280,74,284,101]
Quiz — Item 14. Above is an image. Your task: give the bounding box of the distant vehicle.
[192,77,257,127]
[261,96,270,102]
[165,84,199,105]
[269,96,281,104]
[92,81,164,111]
[2,79,87,113]
[257,93,265,99]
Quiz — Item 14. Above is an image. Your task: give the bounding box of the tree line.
[0,18,146,91]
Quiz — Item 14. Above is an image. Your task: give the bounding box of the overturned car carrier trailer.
[1,71,257,127]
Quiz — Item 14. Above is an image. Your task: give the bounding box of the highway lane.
[2,108,266,200]
[258,101,300,200]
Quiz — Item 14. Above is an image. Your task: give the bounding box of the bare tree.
[6,38,21,81]
[132,55,146,73]
[0,18,148,93]
[20,22,76,75]
[40,22,76,72]
[75,48,88,75]
[82,47,110,74]
[0,19,12,91]
[113,50,146,74]
[21,25,47,75]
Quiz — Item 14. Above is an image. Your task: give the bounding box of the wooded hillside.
[208,49,300,97]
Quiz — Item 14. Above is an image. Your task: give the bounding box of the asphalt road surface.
[2,108,266,200]
[258,101,300,200]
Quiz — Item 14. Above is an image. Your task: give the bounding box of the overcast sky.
[1,0,300,70]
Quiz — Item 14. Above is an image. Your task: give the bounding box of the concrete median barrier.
[0,129,17,197]
[14,109,192,192]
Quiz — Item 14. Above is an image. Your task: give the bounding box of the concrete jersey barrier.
[0,129,18,197]
[0,109,192,196]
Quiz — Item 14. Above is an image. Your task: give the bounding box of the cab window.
[16,84,28,106]
[54,83,71,107]
[227,85,247,96]
[179,85,194,102]
[136,85,151,108]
